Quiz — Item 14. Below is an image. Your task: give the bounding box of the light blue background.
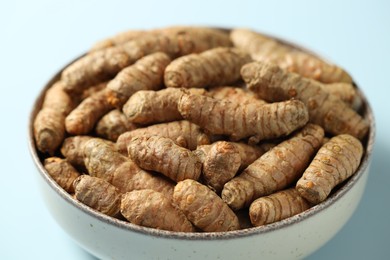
[1,0,389,259]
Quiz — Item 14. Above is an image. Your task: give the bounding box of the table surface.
[1,1,389,259]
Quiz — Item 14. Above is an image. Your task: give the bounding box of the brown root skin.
[44,157,81,193]
[119,27,232,62]
[234,142,269,169]
[34,26,369,233]
[80,81,109,100]
[230,28,291,62]
[83,138,127,182]
[164,47,251,89]
[178,94,309,142]
[231,28,352,83]
[249,188,310,227]
[296,134,363,204]
[116,120,210,153]
[127,135,202,182]
[322,82,362,110]
[200,141,242,193]
[123,88,206,125]
[34,82,74,155]
[208,86,267,105]
[34,109,66,155]
[195,141,266,193]
[241,61,368,140]
[73,175,121,217]
[156,26,232,57]
[60,136,98,171]
[121,189,195,232]
[41,81,75,115]
[63,27,231,96]
[65,88,114,135]
[279,51,353,84]
[173,179,240,232]
[222,124,324,211]
[62,47,132,96]
[90,30,146,52]
[83,138,174,197]
[95,109,137,141]
[106,52,171,108]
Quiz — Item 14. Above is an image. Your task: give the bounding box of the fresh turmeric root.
[90,30,146,52]
[208,86,266,105]
[279,51,353,84]
[95,109,137,141]
[222,124,324,210]
[65,88,114,135]
[230,29,291,63]
[194,141,268,192]
[155,26,232,56]
[231,28,352,83]
[114,27,232,64]
[80,81,109,100]
[44,157,81,193]
[178,94,309,142]
[62,27,231,95]
[83,138,174,197]
[62,47,132,96]
[195,141,241,193]
[241,61,369,140]
[322,82,362,110]
[34,81,74,154]
[73,175,121,217]
[91,26,227,52]
[106,52,171,108]
[164,47,251,89]
[238,78,362,112]
[116,120,210,153]
[296,134,363,204]
[249,188,310,226]
[34,26,368,231]
[234,142,275,169]
[60,135,97,170]
[127,135,202,182]
[125,88,207,124]
[173,179,240,232]
[121,189,195,232]
[123,88,206,125]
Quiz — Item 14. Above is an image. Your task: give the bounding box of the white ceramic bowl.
[29,36,375,260]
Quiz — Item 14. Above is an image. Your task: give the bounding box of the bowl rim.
[28,31,376,241]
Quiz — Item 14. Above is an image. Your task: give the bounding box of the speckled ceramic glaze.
[29,35,375,260]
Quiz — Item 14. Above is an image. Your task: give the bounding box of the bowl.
[28,32,375,260]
